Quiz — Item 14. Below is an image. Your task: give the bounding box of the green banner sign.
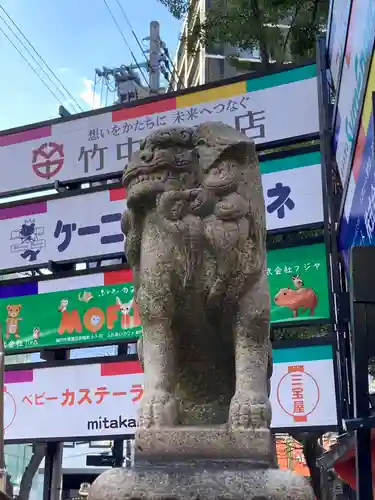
[0,243,330,352]
[268,243,330,323]
[0,275,142,353]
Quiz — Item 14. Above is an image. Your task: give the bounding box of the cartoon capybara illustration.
[6,304,22,339]
[274,287,318,318]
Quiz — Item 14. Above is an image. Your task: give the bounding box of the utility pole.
[149,21,161,96]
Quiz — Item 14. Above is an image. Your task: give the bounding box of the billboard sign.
[0,269,141,353]
[270,344,338,429]
[0,242,330,354]
[0,65,319,196]
[327,0,352,90]
[0,186,126,273]
[4,344,337,442]
[261,151,323,231]
[267,243,330,323]
[0,151,323,273]
[4,360,143,442]
[339,53,375,266]
[333,0,375,185]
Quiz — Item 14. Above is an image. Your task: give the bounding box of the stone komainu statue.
[122,122,272,429]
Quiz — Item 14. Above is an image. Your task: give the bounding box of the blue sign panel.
[339,89,375,268]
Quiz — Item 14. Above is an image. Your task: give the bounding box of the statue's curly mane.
[122,122,266,295]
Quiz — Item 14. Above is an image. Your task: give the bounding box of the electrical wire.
[102,0,150,88]
[0,5,83,112]
[0,24,63,107]
[115,0,150,66]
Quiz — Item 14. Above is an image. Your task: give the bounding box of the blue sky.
[0,0,181,131]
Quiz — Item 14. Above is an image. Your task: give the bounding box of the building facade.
[170,0,262,89]
[169,0,290,90]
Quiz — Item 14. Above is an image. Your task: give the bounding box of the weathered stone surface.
[121,122,273,431]
[88,463,315,500]
[135,426,273,463]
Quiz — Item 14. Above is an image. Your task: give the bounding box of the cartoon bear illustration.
[6,305,22,339]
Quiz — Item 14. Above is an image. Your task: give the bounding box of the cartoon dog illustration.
[116,297,134,316]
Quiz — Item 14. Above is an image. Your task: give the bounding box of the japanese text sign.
[4,360,143,441]
[339,53,375,268]
[4,344,337,442]
[0,151,322,273]
[0,269,141,353]
[333,0,375,186]
[0,65,319,196]
[326,0,352,91]
[270,344,338,429]
[267,243,330,323]
[0,187,126,273]
[0,243,329,354]
[261,151,323,231]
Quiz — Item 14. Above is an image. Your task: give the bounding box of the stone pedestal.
[89,427,314,500]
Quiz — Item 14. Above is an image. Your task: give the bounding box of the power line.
[0,4,83,112]
[0,24,63,106]
[102,0,150,88]
[115,0,150,66]
[0,13,73,110]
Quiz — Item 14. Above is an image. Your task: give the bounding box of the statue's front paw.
[139,390,178,428]
[229,391,271,429]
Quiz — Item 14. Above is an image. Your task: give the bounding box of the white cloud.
[80,79,101,110]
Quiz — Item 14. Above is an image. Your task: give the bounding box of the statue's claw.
[229,391,271,429]
[139,390,178,428]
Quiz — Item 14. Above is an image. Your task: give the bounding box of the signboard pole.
[42,349,69,500]
[316,35,352,424]
[348,246,375,499]
[0,327,11,499]
[113,440,124,468]
[111,343,128,467]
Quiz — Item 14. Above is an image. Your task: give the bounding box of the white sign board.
[0,187,126,272]
[262,151,323,231]
[334,0,375,185]
[270,344,338,429]
[4,360,143,441]
[4,344,337,441]
[0,65,319,196]
[0,151,322,272]
[327,0,352,90]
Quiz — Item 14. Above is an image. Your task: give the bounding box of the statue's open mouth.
[127,171,168,190]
